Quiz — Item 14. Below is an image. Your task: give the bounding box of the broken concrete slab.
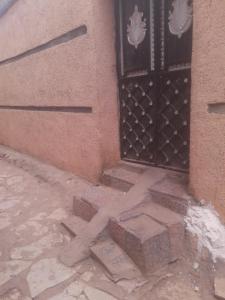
[26,258,77,298]
[109,215,170,273]
[91,239,142,282]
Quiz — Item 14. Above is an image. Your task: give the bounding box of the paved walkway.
[0,146,213,300]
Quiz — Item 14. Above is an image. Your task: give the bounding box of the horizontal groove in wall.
[208,103,225,115]
[0,25,87,66]
[0,105,92,113]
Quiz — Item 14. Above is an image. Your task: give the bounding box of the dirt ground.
[0,146,218,300]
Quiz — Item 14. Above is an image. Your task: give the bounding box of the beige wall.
[190,1,225,218]
[0,0,120,181]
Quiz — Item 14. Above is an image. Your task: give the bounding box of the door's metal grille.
[120,77,157,163]
[120,72,190,171]
[156,71,191,170]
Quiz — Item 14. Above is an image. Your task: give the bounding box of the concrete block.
[73,186,123,222]
[138,202,185,261]
[91,239,142,281]
[73,196,98,222]
[109,215,170,273]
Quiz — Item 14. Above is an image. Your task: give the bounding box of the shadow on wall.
[0,0,17,17]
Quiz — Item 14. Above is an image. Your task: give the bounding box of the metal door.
[116,0,193,171]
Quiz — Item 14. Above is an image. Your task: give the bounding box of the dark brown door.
[116,0,192,171]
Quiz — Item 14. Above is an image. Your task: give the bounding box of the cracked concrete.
[27,258,77,298]
[0,147,126,299]
[10,232,64,260]
[0,146,218,299]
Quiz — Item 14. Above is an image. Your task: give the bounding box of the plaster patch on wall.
[185,205,225,262]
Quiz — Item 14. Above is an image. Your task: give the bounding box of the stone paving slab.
[91,239,142,282]
[10,232,64,260]
[48,281,118,300]
[27,258,77,298]
[147,277,202,300]
[0,260,32,286]
[0,146,216,300]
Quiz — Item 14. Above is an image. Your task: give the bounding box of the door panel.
[156,70,191,169]
[122,0,150,75]
[116,0,193,171]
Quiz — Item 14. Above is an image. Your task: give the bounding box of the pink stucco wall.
[0,0,120,181]
[190,1,225,218]
[1,0,225,219]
